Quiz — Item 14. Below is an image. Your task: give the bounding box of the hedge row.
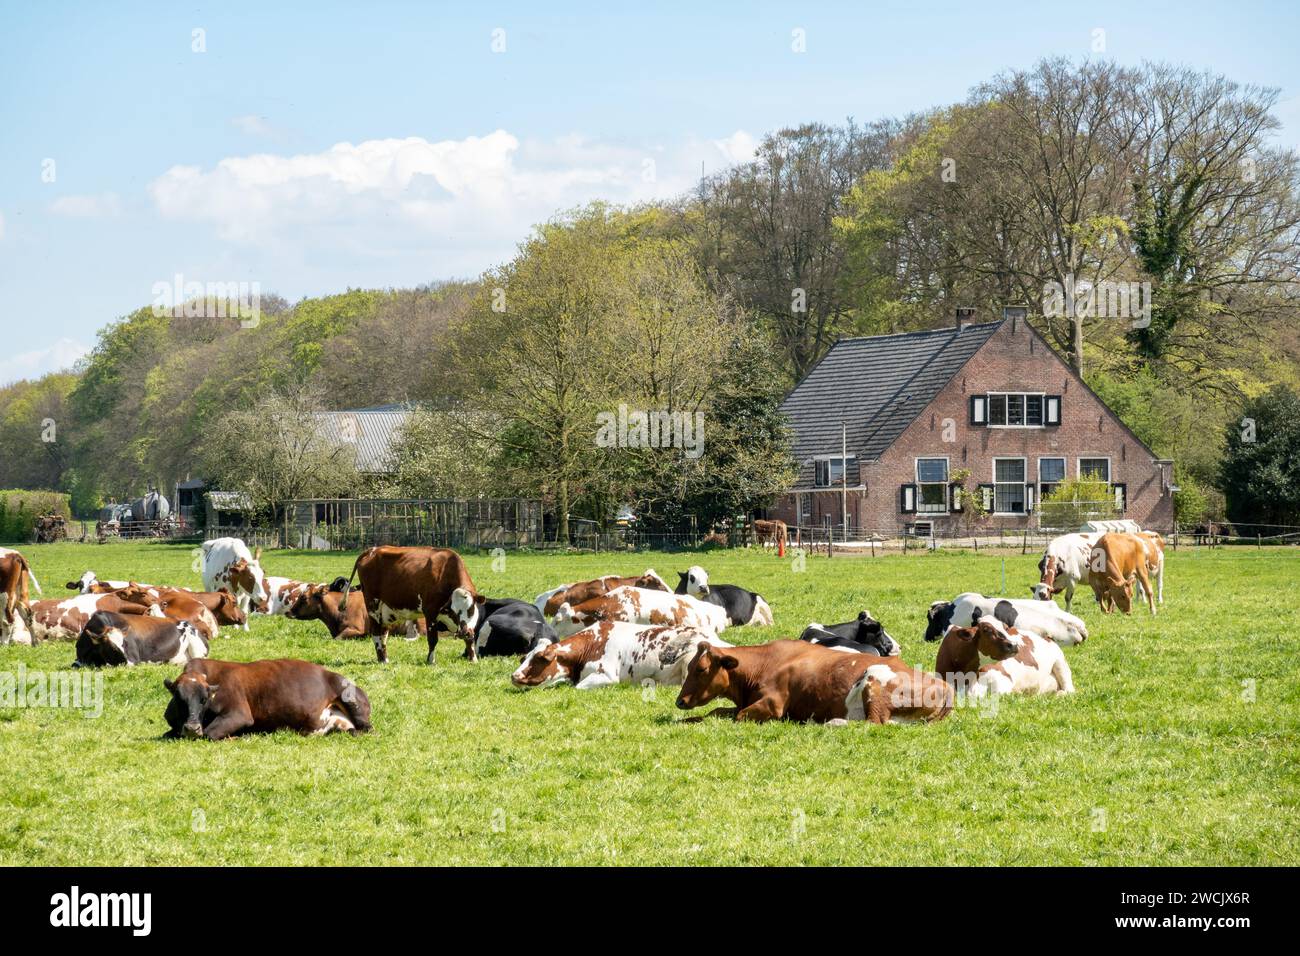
[0,489,72,542]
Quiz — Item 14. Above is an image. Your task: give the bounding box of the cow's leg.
[734,698,781,722]
[1063,581,1075,612]
[369,603,389,664]
[238,594,250,632]
[424,614,438,665]
[574,668,618,690]
[197,705,253,741]
[1156,559,1164,604]
[1052,654,1076,694]
[1135,566,1156,616]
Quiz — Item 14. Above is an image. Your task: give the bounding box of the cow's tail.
[338,552,366,611]
[21,556,42,598]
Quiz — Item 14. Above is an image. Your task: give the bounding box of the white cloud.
[50,193,122,218]
[231,114,279,138]
[0,338,91,387]
[146,130,749,274]
[713,130,759,165]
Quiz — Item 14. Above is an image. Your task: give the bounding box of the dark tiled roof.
[781,322,1001,463]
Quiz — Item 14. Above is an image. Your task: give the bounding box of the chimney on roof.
[955,306,976,332]
[1002,305,1028,333]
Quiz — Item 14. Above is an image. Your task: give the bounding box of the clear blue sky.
[2,0,1297,384]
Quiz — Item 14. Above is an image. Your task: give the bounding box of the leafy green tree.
[1219,386,1300,526]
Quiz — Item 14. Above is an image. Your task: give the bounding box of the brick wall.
[772,320,1174,534]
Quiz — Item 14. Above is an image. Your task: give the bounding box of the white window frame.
[1077,456,1112,484]
[986,392,1047,429]
[1038,456,1067,498]
[915,456,950,515]
[813,455,857,488]
[992,456,1028,515]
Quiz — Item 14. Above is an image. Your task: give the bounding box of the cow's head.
[164,672,218,739]
[438,587,484,641]
[510,641,577,688]
[113,584,160,608]
[677,566,710,598]
[285,584,327,622]
[1032,556,1061,601]
[942,620,1020,662]
[210,589,247,627]
[676,644,738,710]
[635,569,670,592]
[924,601,955,643]
[66,571,99,593]
[853,610,900,656]
[227,558,269,606]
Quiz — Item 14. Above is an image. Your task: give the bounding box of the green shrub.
[0,489,73,542]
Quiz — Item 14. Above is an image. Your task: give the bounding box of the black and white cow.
[435,597,557,658]
[674,566,773,627]
[74,610,208,667]
[799,610,901,656]
[924,593,1088,646]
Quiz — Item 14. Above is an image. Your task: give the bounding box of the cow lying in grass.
[935,619,1074,697]
[674,566,774,627]
[446,597,556,658]
[23,593,165,643]
[799,610,900,656]
[535,570,670,618]
[112,585,247,640]
[675,640,953,724]
[286,580,425,642]
[164,658,371,740]
[552,586,729,638]
[74,610,208,667]
[511,621,728,690]
[925,593,1088,646]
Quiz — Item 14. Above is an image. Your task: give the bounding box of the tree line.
[1,58,1297,530]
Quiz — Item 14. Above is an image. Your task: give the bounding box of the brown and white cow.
[510,620,729,690]
[25,593,164,643]
[164,658,371,740]
[286,581,426,642]
[340,546,481,664]
[534,570,669,618]
[935,619,1074,697]
[200,538,269,631]
[260,577,313,616]
[109,585,233,641]
[1088,532,1157,615]
[66,571,134,594]
[675,640,953,724]
[552,586,729,638]
[74,610,208,667]
[0,547,42,642]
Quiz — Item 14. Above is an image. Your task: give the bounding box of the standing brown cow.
[751,519,787,549]
[1088,532,1157,615]
[340,546,481,664]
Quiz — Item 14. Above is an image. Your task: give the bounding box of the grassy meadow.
[0,539,1297,866]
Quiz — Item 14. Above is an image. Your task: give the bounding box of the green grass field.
[1,540,1297,866]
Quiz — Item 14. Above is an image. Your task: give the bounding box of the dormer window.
[814,456,855,487]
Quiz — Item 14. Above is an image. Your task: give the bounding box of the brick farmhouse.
[769,309,1175,535]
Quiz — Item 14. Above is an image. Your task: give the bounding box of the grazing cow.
[511,621,728,690]
[552,586,729,639]
[340,546,481,664]
[201,538,269,631]
[25,593,163,643]
[925,593,1088,646]
[535,570,669,618]
[66,571,132,594]
[799,610,901,656]
[444,597,556,658]
[751,519,787,549]
[75,610,208,667]
[286,580,426,642]
[0,547,42,641]
[1031,532,1100,610]
[1088,533,1156,615]
[164,658,371,740]
[674,566,774,627]
[935,619,1075,697]
[675,640,953,724]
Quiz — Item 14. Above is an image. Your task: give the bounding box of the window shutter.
[1045,395,1062,426]
[969,395,987,426]
[949,483,963,512]
[1025,483,1035,513]
[900,484,917,514]
[1114,483,1127,513]
[978,483,994,512]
